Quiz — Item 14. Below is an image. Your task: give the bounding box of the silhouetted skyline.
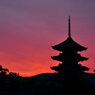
[0,0,95,76]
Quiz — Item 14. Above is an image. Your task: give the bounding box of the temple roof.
[52,16,87,51]
[52,37,87,51]
[51,64,89,72]
[51,53,88,62]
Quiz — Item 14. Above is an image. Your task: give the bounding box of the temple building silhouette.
[51,16,89,78]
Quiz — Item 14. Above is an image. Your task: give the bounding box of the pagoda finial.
[68,16,71,38]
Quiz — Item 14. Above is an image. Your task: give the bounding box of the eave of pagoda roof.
[52,37,87,52]
[52,16,87,52]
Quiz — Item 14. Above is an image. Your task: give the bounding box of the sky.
[0,0,95,76]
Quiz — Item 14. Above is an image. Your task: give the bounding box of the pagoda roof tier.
[51,54,88,62]
[52,37,87,52]
[51,64,89,72]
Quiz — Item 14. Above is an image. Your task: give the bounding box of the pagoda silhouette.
[51,16,89,79]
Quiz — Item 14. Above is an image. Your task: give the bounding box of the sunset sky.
[0,0,95,76]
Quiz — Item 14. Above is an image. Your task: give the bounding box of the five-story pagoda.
[51,16,89,78]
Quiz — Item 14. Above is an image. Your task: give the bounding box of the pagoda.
[51,16,89,77]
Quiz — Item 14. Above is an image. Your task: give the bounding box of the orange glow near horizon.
[0,0,95,77]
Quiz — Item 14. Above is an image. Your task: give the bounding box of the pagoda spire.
[68,16,71,38]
